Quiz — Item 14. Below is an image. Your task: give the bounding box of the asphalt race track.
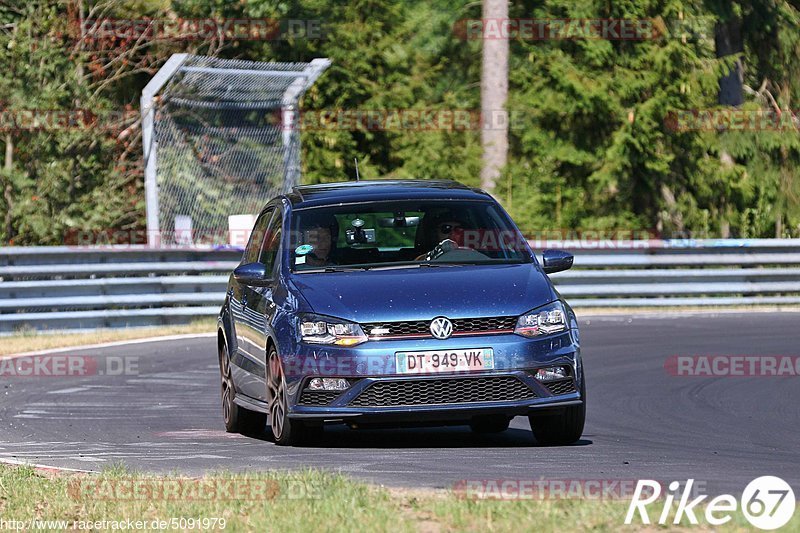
[2,312,799,494]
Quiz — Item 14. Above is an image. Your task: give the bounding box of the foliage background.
[0,0,798,244]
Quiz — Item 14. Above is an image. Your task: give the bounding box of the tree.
[480,0,509,193]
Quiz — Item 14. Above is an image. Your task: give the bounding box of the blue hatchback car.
[217,180,585,446]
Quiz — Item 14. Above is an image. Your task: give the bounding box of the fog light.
[534,366,569,382]
[308,378,349,391]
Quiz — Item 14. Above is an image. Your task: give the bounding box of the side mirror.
[233,262,269,286]
[542,249,573,274]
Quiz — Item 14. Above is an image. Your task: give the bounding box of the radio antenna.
[354,158,361,181]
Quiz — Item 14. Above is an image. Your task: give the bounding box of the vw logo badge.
[430,317,453,340]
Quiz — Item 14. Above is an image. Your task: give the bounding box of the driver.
[434,219,466,246]
[415,212,468,261]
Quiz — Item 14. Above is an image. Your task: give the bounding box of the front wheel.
[528,373,586,445]
[267,348,315,446]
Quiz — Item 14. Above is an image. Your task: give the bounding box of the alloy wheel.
[267,350,286,440]
[220,344,233,425]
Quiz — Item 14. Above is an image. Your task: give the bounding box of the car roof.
[285,179,492,209]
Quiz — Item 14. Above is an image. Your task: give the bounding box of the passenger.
[300,214,338,266]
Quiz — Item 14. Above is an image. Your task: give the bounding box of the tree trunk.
[3,133,13,242]
[720,219,730,239]
[660,183,685,235]
[715,18,744,106]
[75,0,85,84]
[480,0,509,193]
[714,17,743,239]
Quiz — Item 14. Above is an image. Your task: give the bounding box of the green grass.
[0,319,216,357]
[1,465,797,532]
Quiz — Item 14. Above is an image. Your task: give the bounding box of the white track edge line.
[0,456,95,474]
[3,333,216,360]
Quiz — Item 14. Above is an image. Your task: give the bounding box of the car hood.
[289,263,556,322]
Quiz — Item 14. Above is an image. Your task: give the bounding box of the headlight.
[299,314,368,346]
[515,301,568,337]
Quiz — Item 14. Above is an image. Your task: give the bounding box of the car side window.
[258,209,283,276]
[243,208,274,264]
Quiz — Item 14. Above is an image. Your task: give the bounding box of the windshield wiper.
[298,260,524,273]
[296,266,367,273]
[360,262,455,271]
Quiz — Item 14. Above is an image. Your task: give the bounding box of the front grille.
[362,320,429,336]
[453,316,517,332]
[544,379,577,396]
[349,376,536,407]
[298,389,341,406]
[362,316,517,338]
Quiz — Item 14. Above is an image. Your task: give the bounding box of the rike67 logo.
[625,476,796,530]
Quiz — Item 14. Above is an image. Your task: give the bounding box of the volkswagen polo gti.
[217,180,584,446]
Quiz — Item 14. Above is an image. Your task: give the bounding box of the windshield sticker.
[295,244,314,256]
[295,255,307,265]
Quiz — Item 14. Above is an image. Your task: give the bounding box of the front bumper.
[282,330,583,423]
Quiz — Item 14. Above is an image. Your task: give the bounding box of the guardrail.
[1,240,799,333]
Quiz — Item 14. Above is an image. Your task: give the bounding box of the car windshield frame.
[286,198,533,273]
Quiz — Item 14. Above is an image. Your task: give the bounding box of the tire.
[469,416,510,434]
[267,347,314,446]
[219,340,267,436]
[528,372,586,446]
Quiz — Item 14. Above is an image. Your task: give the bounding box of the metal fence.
[141,54,330,247]
[1,240,799,333]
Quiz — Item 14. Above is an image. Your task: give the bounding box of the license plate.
[395,348,494,375]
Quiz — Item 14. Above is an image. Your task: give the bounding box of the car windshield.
[290,200,531,272]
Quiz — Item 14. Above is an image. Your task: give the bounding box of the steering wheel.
[426,239,459,261]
